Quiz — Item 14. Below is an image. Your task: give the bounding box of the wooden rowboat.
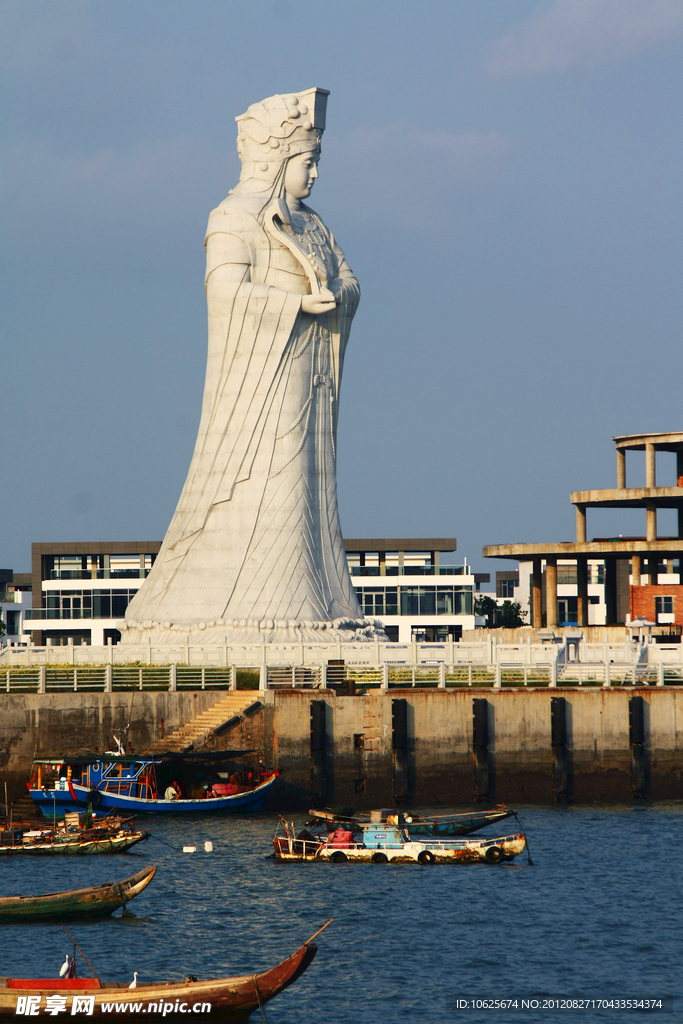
[0,921,327,1021]
[308,806,516,836]
[0,865,156,923]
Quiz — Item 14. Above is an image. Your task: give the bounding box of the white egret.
[128,973,138,990]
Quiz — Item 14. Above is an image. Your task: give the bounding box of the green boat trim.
[0,865,156,921]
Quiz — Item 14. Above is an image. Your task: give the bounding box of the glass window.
[400,587,419,615]
[93,594,111,618]
[655,596,673,615]
[419,587,436,615]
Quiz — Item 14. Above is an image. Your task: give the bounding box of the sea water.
[0,806,680,1023]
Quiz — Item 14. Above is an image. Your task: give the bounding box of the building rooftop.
[344,538,456,553]
[613,432,683,452]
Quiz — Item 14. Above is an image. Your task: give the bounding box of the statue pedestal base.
[118,617,386,647]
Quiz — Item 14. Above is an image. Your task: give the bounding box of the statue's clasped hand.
[301,287,337,315]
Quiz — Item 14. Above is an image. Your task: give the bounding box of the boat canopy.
[32,750,256,768]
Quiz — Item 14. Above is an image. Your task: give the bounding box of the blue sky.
[2,0,682,575]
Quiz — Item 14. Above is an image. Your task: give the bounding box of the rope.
[146,833,181,851]
[513,812,534,866]
[252,975,270,1023]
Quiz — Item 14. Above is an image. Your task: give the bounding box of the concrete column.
[646,503,657,542]
[576,557,589,627]
[631,555,641,587]
[438,662,446,689]
[531,558,542,628]
[381,663,389,690]
[379,550,386,576]
[229,664,237,690]
[104,664,112,693]
[616,447,626,489]
[648,556,658,586]
[38,666,46,694]
[646,443,656,488]
[545,558,558,628]
[168,663,177,692]
[576,505,587,543]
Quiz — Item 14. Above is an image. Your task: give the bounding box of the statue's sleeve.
[169,219,304,532]
[327,236,360,431]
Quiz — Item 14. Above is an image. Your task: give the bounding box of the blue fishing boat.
[27,753,278,816]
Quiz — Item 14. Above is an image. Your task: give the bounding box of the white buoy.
[183,845,197,853]
[204,841,213,852]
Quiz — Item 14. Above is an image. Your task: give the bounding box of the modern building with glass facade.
[10,536,478,646]
[345,538,476,642]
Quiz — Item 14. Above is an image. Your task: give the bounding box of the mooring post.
[551,695,570,802]
[392,698,409,802]
[472,697,491,802]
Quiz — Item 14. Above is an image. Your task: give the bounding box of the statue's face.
[284,151,319,199]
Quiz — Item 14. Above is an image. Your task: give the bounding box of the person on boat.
[164,779,186,800]
[203,783,217,798]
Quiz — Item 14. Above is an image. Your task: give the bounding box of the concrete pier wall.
[268,689,683,805]
[1,689,681,807]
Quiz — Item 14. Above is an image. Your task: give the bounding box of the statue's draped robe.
[124,194,363,638]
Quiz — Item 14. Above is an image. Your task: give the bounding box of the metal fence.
[1,660,680,693]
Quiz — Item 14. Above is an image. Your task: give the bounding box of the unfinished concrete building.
[484,432,683,630]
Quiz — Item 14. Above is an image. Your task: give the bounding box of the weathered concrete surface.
[0,692,233,801]
[2,688,682,807]
[265,688,683,806]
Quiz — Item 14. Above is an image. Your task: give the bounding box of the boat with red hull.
[0,923,328,1021]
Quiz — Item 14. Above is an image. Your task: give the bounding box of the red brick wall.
[630,584,683,624]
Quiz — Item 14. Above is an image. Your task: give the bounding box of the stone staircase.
[146,692,263,754]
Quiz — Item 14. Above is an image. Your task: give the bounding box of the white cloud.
[488,0,683,78]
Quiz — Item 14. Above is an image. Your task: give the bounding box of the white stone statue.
[121,88,383,645]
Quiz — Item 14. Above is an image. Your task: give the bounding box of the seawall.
[2,688,682,808]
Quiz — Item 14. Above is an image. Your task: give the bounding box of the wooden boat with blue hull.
[0,865,156,922]
[309,805,516,836]
[28,753,278,816]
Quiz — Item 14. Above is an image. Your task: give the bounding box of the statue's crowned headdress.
[234,87,329,188]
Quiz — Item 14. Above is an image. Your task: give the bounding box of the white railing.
[0,651,680,693]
